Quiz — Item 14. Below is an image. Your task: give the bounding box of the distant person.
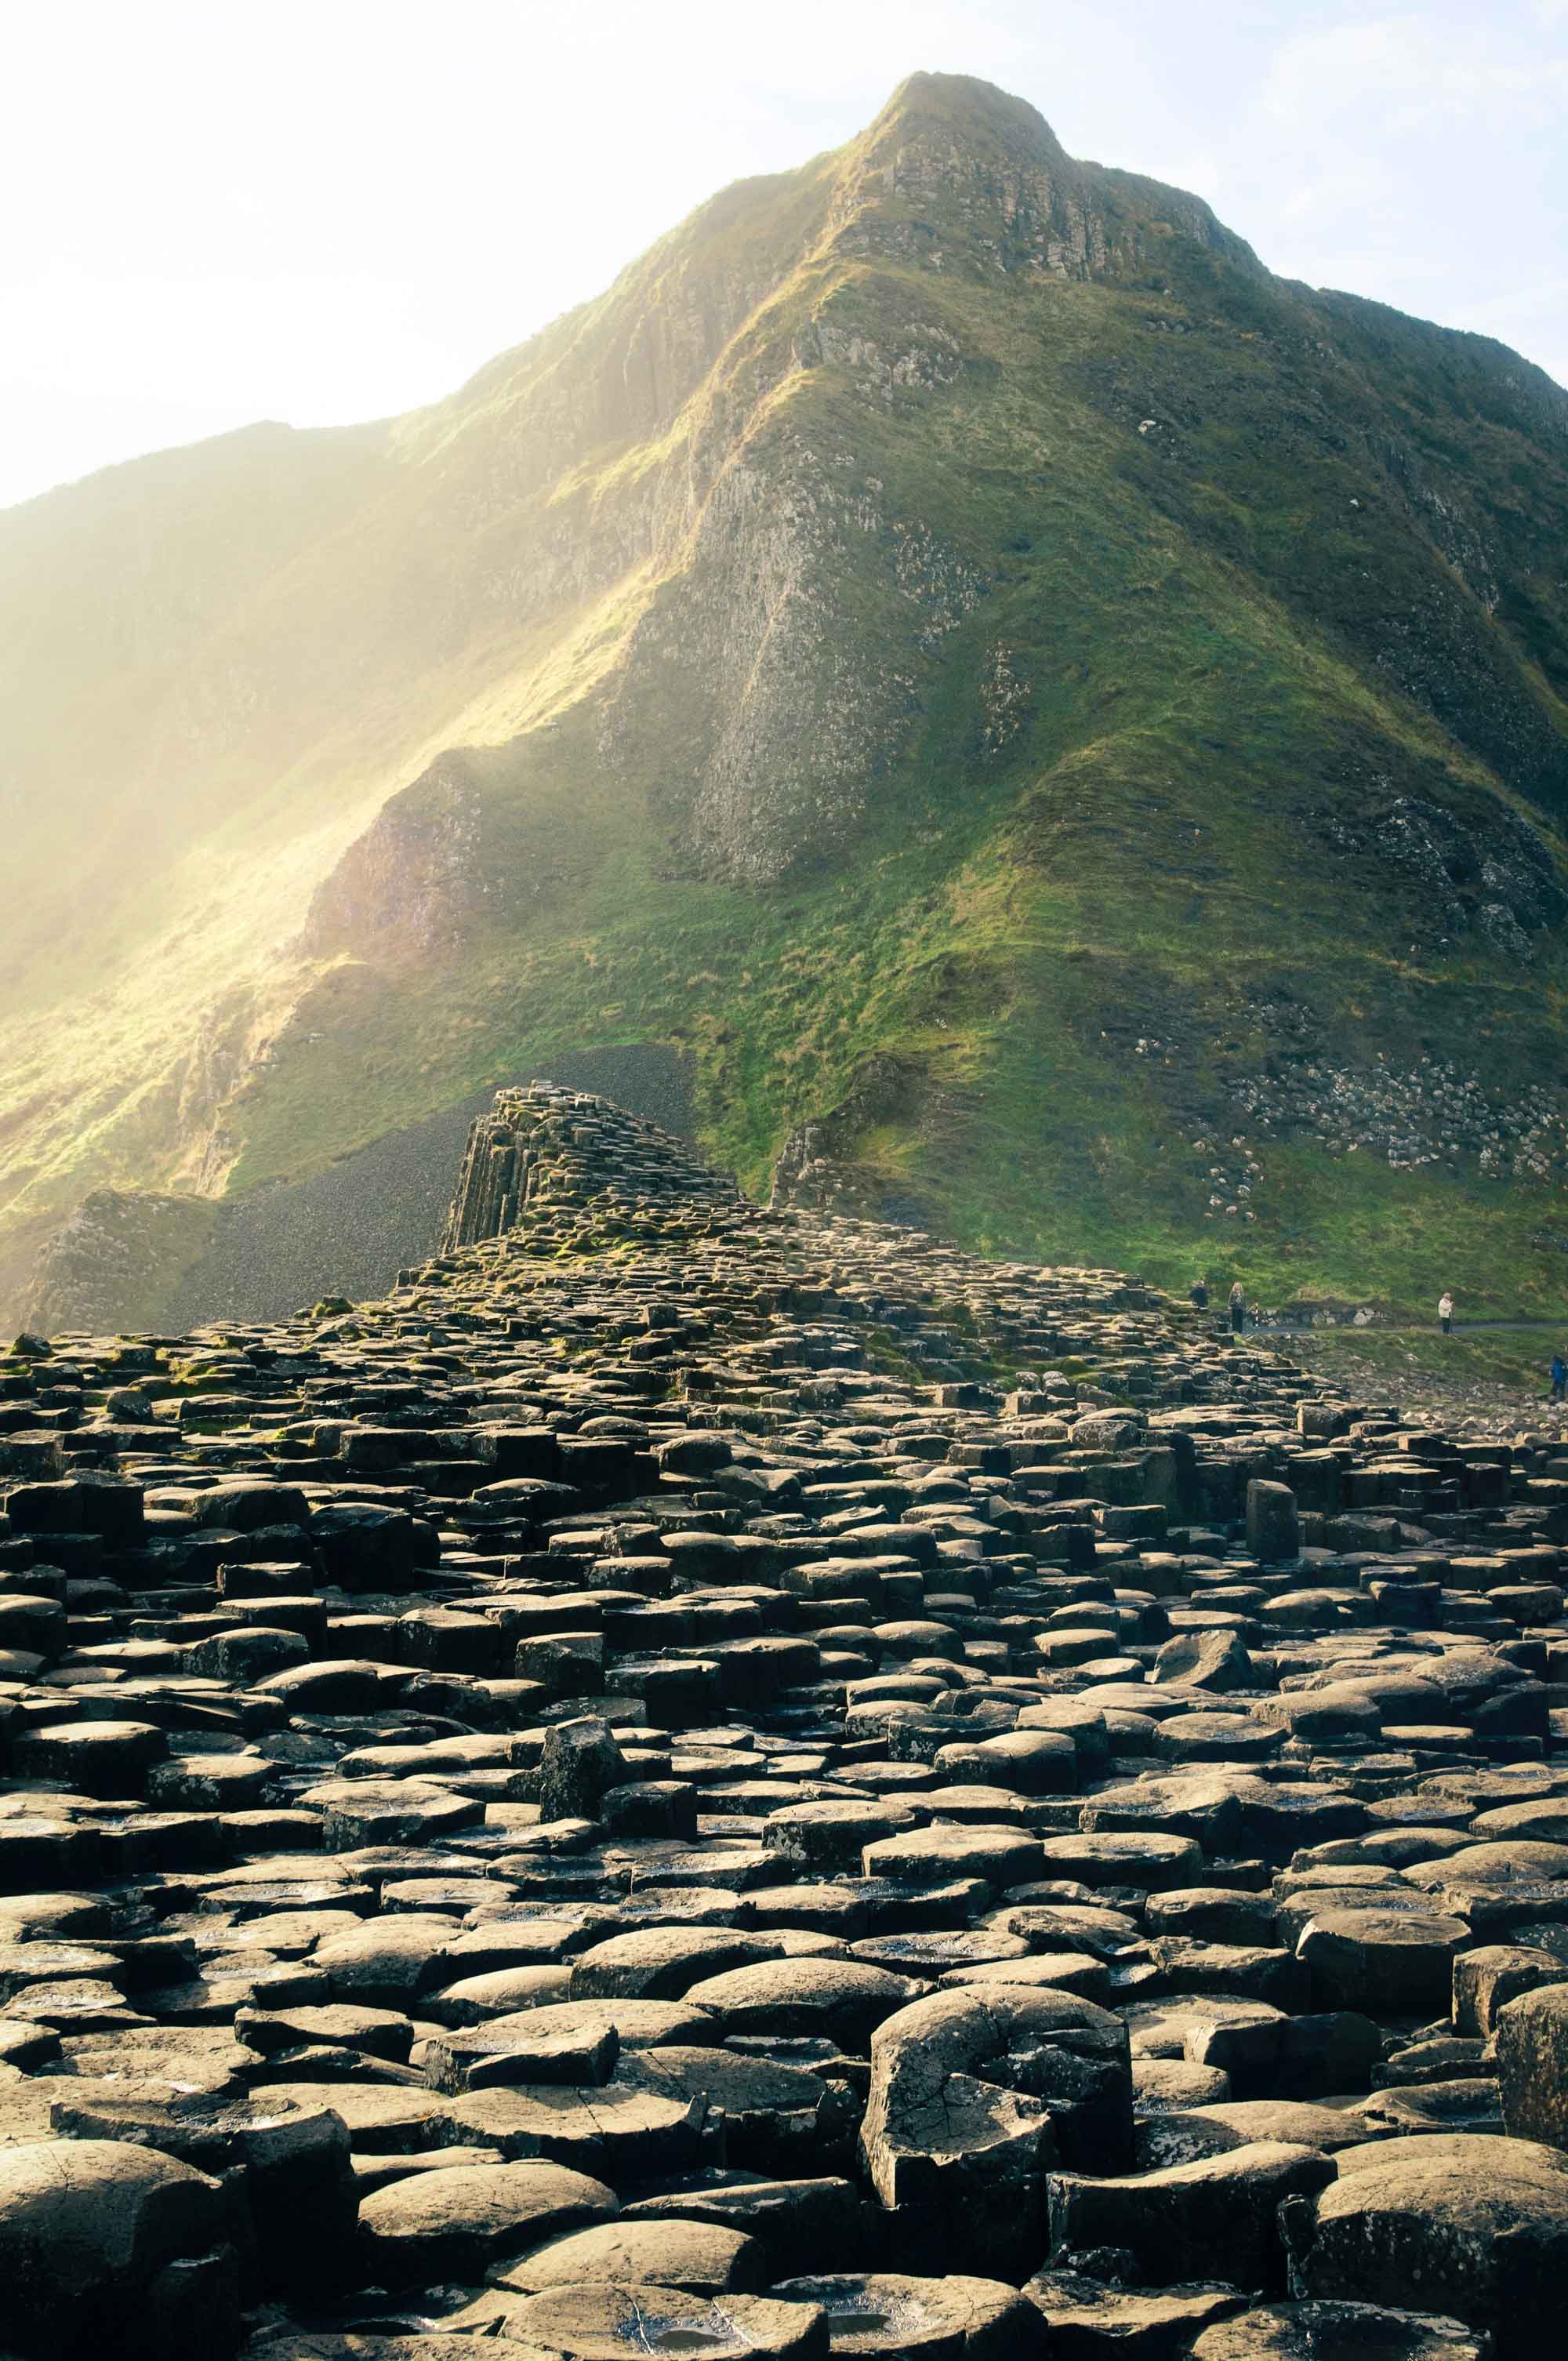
[1437,1291,1454,1335]
[1552,1353,1566,1403]
[1229,1281,1247,1335]
[1189,1279,1209,1311]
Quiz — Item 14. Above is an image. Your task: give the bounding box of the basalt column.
[440,1080,736,1251]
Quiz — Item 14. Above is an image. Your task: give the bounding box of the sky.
[3,0,1566,510]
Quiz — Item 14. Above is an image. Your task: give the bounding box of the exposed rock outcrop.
[24,1053,700,1335]
[25,1190,219,1336]
[302,757,489,964]
[2,1092,1566,2357]
[441,1081,735,1252]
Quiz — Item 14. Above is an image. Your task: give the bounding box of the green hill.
[5,72,1568,1328]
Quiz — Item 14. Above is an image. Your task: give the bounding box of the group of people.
[1191,1275,1568,1405]
[1187,1277,1250,1335]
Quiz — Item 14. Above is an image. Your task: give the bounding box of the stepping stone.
[1294,1908,1474,2014]
[495,2213,764,2294]
[357,2156,616,2282]
[10,1720,167,1796]
[771,2270,1046,2356]
[681,1958,927,2050]
[1038,1831,1203,1889]
[445,2056,708,2177]
[483,2282,827,2359]
[567,1925,771,1999]
[861,1823,1043,1887]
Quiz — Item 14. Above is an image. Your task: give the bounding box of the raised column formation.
[0,1096,1565,2359]
[441,1081,737,1254]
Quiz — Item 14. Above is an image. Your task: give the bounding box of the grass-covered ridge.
[3,74,1567,1324]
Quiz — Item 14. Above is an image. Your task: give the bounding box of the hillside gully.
[0,1087,1566,2359]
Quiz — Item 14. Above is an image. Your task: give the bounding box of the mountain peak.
[828,69,1103,284]
[2,74,1566,1335]
[836,71,1254,287]
[871,70,1073,165]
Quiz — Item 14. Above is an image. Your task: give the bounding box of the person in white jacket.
[1438,1291,1454,1335]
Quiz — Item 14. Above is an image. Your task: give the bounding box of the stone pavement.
[2,1085,1566,2359]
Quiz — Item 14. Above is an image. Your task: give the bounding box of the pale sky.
[4,0,1566,510]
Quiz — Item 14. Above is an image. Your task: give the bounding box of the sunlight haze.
[4,0,1566,507]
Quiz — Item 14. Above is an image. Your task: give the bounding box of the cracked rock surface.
[2,1085,1566,2356]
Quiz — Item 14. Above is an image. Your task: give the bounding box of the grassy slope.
[0,144,851,1313]
[1300,1324,1565,1389]
[220,162,1568,1319]
[1290,1323,1568,1434]
[4,77,1567,1327]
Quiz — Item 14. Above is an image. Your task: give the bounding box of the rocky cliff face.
[301,758,490,964]
[25,1191,220,1336]
[6,72,1568,1328]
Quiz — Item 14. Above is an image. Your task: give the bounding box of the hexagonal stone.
[357,2156,617,2283]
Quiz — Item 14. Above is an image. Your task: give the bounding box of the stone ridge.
[1,1101,1567,2353]
[440,1082,739,1255]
